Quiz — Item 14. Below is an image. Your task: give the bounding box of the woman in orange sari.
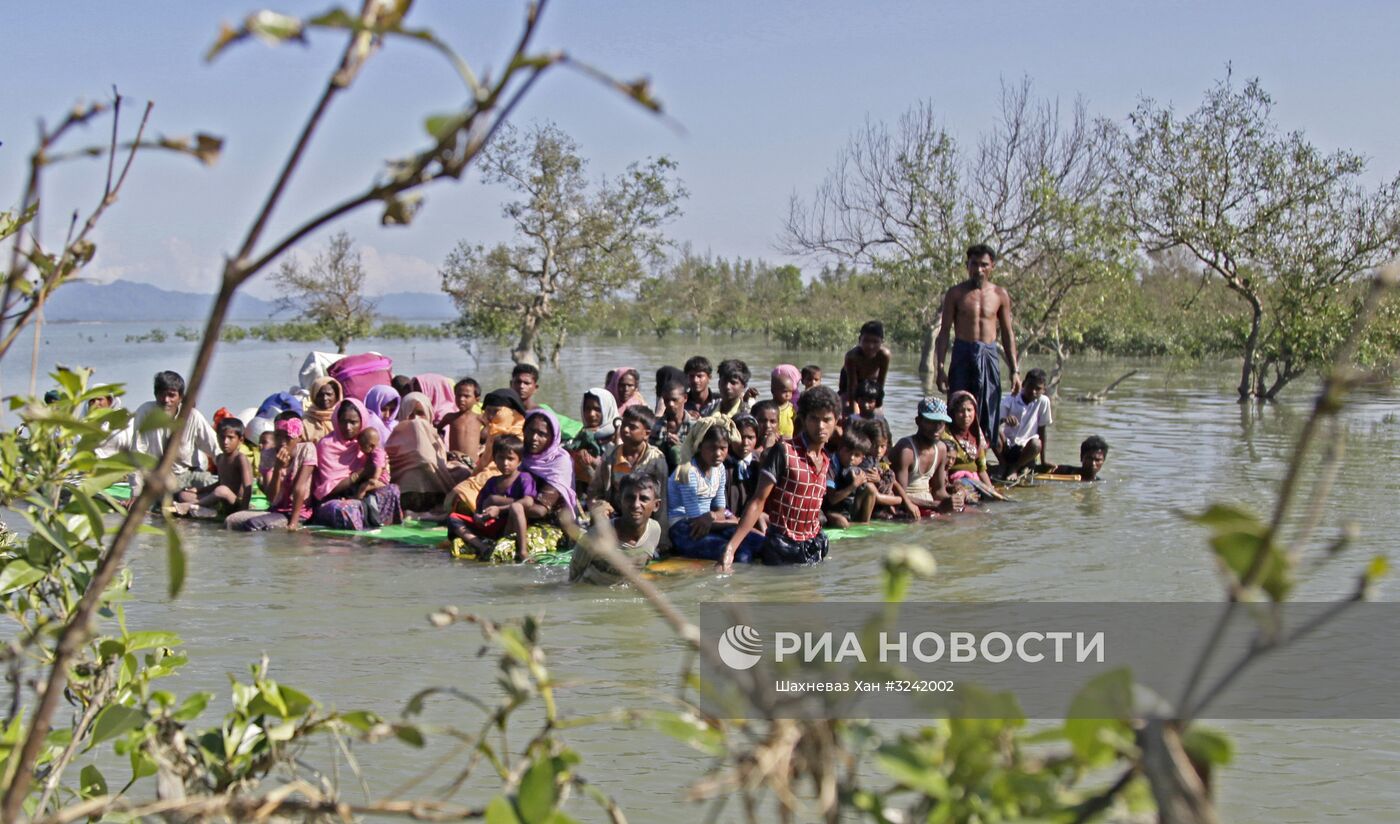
[446,388,527,514]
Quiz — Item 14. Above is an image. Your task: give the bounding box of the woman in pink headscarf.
[310,398,404,530]
[411,373,457,428]
[605,367,646,412]
[770,364,802,438]
[227,415,317,531]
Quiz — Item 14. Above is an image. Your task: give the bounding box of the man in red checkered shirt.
[718,386,841,570]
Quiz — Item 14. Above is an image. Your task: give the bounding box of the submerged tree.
[271,230,376,354]
[441,122,685,366]
[1113,74,1400,400]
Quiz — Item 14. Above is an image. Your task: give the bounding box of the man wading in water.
[934,244,1020,445]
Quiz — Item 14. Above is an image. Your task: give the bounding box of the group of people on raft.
[93,245,1108,582]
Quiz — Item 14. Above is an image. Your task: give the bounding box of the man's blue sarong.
[948,338,1001,445]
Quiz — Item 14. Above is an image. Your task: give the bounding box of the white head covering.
[583,387,620,439]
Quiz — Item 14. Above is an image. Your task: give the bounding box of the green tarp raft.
[101,402,918,567]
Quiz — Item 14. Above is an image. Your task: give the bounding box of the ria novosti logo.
[717,625,763,670]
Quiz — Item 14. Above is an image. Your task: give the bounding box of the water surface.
[6,323,1398,822]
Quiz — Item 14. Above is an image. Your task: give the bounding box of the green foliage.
[1114,73,1400,399]
[124,327,168,343]
[1187,503,1294,600]
[246,320,326,343]
[0,372,436,814]
[373,320,451,340]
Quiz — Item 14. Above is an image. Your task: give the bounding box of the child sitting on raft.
[750,400,781,456]
[445,378,483,465]
[1043,435,1109,481]
[228,414,314,532]
[668,416,764,562]
[484,408,578,562]
[893,397,956,514]
[354,427,390,500]
[569,474,663,586]
[650,380,692,471]
[770,364,801,437]
[589,405,669,519]
[447,435,536,560]
[850,417,921,522]
[822,427,874,529]
[944,390,1004,502]
[446,388,527,514]
[175,417,252,518]
[725,414,761,518]
[996,367,1052,480]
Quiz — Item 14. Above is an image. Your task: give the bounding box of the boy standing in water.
[800,365,823,392]
[1044,436,1109,481]
[719,386,840,570]
[839,321,891,412]
[935,244,1020,444]
[511,364,540,410]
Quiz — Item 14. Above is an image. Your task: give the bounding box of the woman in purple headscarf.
[361,384,398,442]
[481,407,577,562]
[310,398,403,530]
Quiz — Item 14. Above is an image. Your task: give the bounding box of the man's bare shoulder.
[945,281,972,300]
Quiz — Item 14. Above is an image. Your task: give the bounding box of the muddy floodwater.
[6,322,1399,822]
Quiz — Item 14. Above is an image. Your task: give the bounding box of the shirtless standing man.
[934,244,1020,445]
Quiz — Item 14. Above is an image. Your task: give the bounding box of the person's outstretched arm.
[717,477,774,572]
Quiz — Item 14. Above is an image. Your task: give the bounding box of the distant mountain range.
[44,280,458,322]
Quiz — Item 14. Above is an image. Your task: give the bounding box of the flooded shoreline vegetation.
[129,320,453,346]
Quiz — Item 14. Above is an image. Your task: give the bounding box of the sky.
[3,1,1399,298]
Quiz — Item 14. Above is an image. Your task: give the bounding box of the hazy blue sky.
[3,1,1398,296]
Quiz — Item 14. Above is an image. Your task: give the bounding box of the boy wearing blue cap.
[892,397,956,513]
